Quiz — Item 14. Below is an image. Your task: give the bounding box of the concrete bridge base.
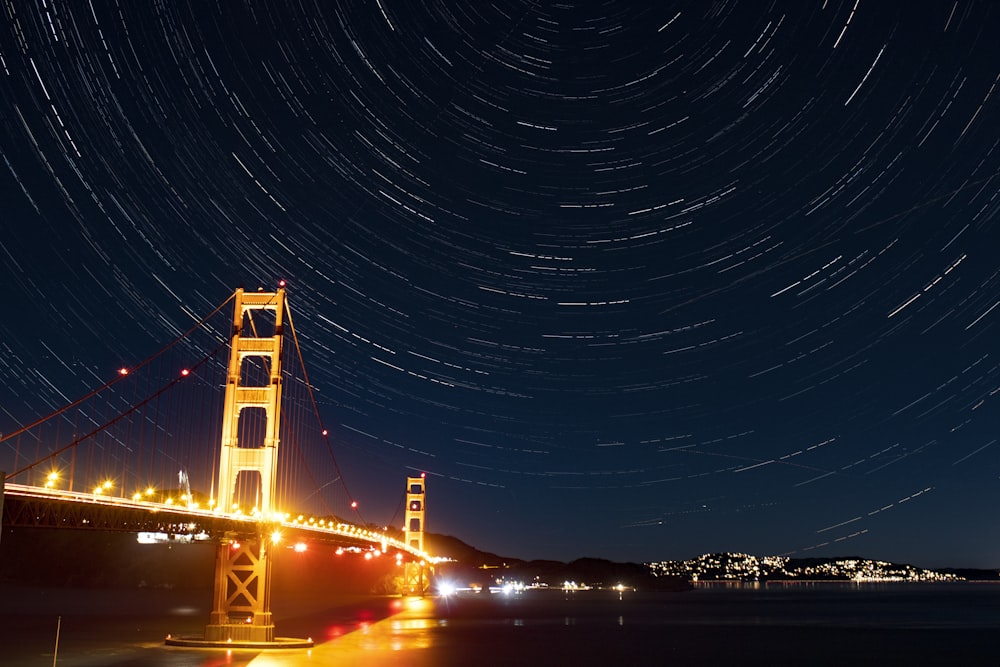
[164,633,314,649]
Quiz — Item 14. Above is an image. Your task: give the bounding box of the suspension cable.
[284,299,364,524]
[4,339,229,481]
[0,292,236,446]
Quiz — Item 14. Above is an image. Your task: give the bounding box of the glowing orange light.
[180,369,190,376]
[278,279,287,287]
[118,367,129,376]
[322,429,328,436]
[350,500,358,509]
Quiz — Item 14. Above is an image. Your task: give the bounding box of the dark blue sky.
[1,1,999,568]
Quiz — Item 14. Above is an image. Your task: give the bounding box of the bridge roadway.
[1,483,424,559]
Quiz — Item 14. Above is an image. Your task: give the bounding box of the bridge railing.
[1,482,431,561]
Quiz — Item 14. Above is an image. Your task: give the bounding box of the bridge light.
[93,485,103,495]
[44,472,59,489]
[293,542,307,553]
[350,501,358,509]
[145,487,156,497]
[321,429,328,436]
[118,367,129,376]
[102,480,113,491]
[132,492,142,501]
[180,369,190,376]
[271,530,282,545]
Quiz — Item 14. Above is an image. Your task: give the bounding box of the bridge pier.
[167,288,311,649]
[204,531,275,642]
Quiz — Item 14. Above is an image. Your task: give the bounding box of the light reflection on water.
[246,599,439,667]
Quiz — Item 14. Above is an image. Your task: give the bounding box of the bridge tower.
[205,287,285,643]
[403,474,429,595]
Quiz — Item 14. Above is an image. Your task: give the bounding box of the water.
[2,582,999,666]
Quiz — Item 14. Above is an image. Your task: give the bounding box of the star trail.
[1,1,998,567]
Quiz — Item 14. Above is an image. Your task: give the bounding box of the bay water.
[2,582,998,666]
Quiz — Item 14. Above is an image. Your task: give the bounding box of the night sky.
[1,2,999,568]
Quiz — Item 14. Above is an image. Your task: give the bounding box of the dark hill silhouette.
[426,533,691,591]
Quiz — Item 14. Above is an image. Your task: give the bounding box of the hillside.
[425,533,691,591]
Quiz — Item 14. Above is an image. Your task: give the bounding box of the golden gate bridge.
[0,286,433,647]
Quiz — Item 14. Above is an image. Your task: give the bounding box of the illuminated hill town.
[646,553,963,583]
